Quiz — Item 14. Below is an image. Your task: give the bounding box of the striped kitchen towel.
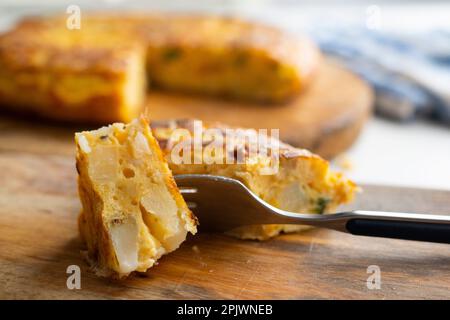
[309,28,450,125]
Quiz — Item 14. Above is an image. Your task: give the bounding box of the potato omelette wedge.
[76,117,197,278]
[0,14,320,123]
[152,119,357,240]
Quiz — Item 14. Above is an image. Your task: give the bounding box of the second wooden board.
[147,60,373,159]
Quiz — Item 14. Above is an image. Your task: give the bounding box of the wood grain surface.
[0,114,449,300]
[147,60,373,159]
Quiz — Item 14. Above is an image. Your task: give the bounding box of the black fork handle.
[345,211,450,244]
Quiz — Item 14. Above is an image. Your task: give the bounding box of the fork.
[175,174,450,244]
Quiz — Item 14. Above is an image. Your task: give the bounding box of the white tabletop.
[337,118,450,190]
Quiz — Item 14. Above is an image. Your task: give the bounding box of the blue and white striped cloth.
[309,28,450,125]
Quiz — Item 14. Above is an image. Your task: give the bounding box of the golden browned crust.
[152,118,317,160]
[0,17,146,123]
[0,13,320,123]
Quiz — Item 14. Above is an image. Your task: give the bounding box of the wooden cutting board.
[147,60,373,159]
[0,117,449,299]
[0,60,371,160]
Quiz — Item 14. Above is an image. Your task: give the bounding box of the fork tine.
[178,187,198,194]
